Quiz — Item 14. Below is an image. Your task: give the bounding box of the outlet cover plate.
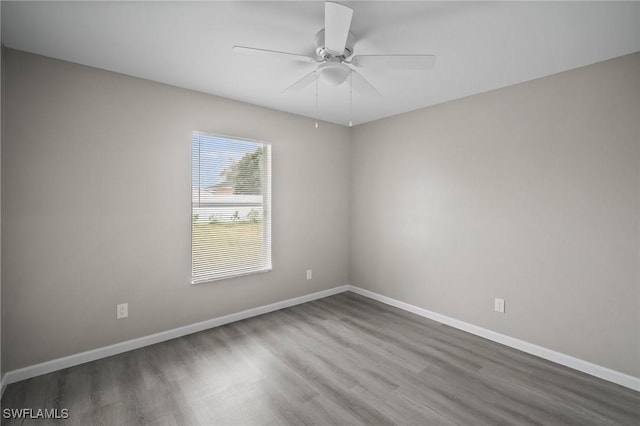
[117,303,128,319]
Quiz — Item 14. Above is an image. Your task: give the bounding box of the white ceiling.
[2,1,640,126]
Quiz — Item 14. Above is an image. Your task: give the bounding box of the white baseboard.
[347,285,640,392]
[1,285,350,390]
[3,284,638,395]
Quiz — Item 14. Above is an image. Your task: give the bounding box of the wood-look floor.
[2,292,639,425]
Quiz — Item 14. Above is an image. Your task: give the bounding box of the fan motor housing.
[315,29,355,60]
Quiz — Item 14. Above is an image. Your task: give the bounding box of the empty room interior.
[0,1,639,425]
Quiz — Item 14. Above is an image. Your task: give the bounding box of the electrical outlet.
[306,269,312,280]
[117,303,128,319]
[494,298,505,313]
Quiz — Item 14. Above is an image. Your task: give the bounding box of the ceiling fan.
[232,1,436,98]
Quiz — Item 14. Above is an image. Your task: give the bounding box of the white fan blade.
[233,46,316,63]
[350,70,381,97]
[282,70,317,93]
[351,54,436,70]
[325,2,353,55]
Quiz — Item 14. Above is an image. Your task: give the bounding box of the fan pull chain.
[315,71,319,129]
[348,71,353,127]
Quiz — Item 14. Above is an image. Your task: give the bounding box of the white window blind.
[191,133,272,283]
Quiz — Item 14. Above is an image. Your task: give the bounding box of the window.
[191,133,272,283]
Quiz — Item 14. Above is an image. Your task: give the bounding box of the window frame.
[190,131,272,284]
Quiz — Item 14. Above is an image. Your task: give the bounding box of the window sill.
[191,266,272,285]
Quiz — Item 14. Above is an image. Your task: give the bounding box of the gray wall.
[350,53,640,377]
[1,5,3,381]
[2,49,351,371]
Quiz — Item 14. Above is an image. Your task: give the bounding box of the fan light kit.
[317,62,351,86]
[233,1,436,127]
